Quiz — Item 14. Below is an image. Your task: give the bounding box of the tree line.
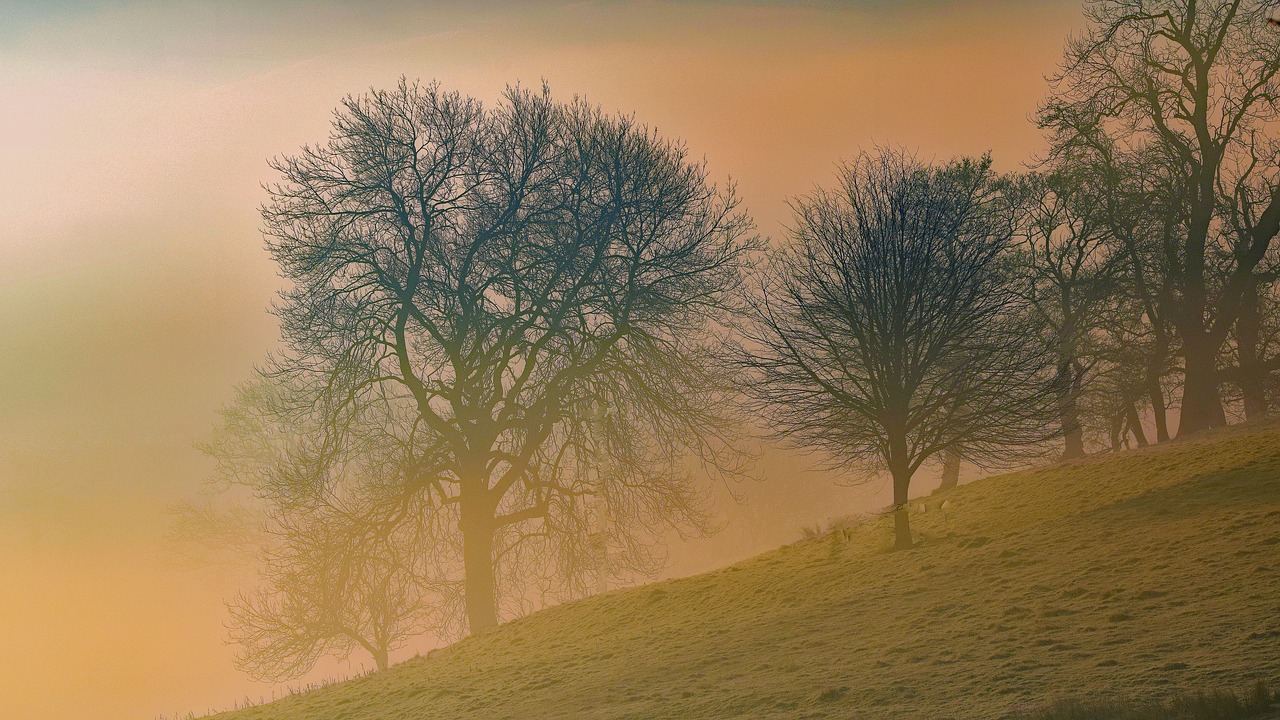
[179,0,1280,681]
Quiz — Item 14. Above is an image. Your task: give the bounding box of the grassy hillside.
[210,421,1280,720]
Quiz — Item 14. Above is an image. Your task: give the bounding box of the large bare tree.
[1040,0,1280,435]
[259,79,754,632]
[739,150,1055,550]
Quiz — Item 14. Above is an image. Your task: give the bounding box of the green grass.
[209,420,1280,720]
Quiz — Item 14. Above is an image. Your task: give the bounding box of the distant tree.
[1007,168,1120,458]
[259,79,754,633]
[1220,254,1280,419]
[934,447,963,494]
[191,378,455,680]
[1040,0,1280,435]
[1085,321,1158,450]
[1214,273,1280,417]
[1052,140,1183,441]
[227,510,437,679]
[1106,208,1182,443]
[739,150,1055,550]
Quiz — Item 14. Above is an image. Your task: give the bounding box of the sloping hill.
[210,421,1280,720]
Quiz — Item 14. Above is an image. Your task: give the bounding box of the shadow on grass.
[1068,455,1280,525]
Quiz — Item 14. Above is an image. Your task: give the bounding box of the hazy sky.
[0,1,1082,717]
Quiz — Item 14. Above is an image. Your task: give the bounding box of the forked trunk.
[1147,324,1172,443]
[1239,365,1268,421]
[1061,420,1085,460]
[354,636,389,672]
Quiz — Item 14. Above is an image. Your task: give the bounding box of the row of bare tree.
[177,0,1280,681]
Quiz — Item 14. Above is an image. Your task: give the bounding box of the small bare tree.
[191,378,457,681]
[226,509,439,679]
[739,150,1055,550]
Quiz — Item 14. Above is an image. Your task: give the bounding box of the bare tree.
[1085,317,1162,450]
[226,509,440,679]
[1221,268,1280,418]
[189,377,456,680]
[1052,139,1184,441]
[1221,165,1280,418]
[739,150,1055,550]
[1007,168,1121,458]
[259,79,754,633]
[1040,0,1280,435]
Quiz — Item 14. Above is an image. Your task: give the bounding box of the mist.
[0,2,1118,718]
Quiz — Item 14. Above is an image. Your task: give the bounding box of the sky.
[0,1,1084,718]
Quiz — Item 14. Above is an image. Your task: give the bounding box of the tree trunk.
[935,449,960,494]
[460,500,498,633]
[1125,401,1148,447]
[372,647,389,672]
[1147,378,1170,443]
[1057,358,1085,459]
[891,466,913,551]
[1179,330,1227,436]
[1147,320,1173,443]
[1176,175,1231,436]
[1237,279,1267,420]
[1109,413,1123,452]
[593,493,611,596]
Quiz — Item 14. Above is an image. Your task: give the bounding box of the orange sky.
[0,2,1083,718]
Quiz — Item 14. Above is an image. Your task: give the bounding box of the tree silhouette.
[258,79,754,632]
[1007,168,1121,458]
[739,150,1055,550]
[191,377,457,680]
[226,511,439,679]
[1040,0,1280,435]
